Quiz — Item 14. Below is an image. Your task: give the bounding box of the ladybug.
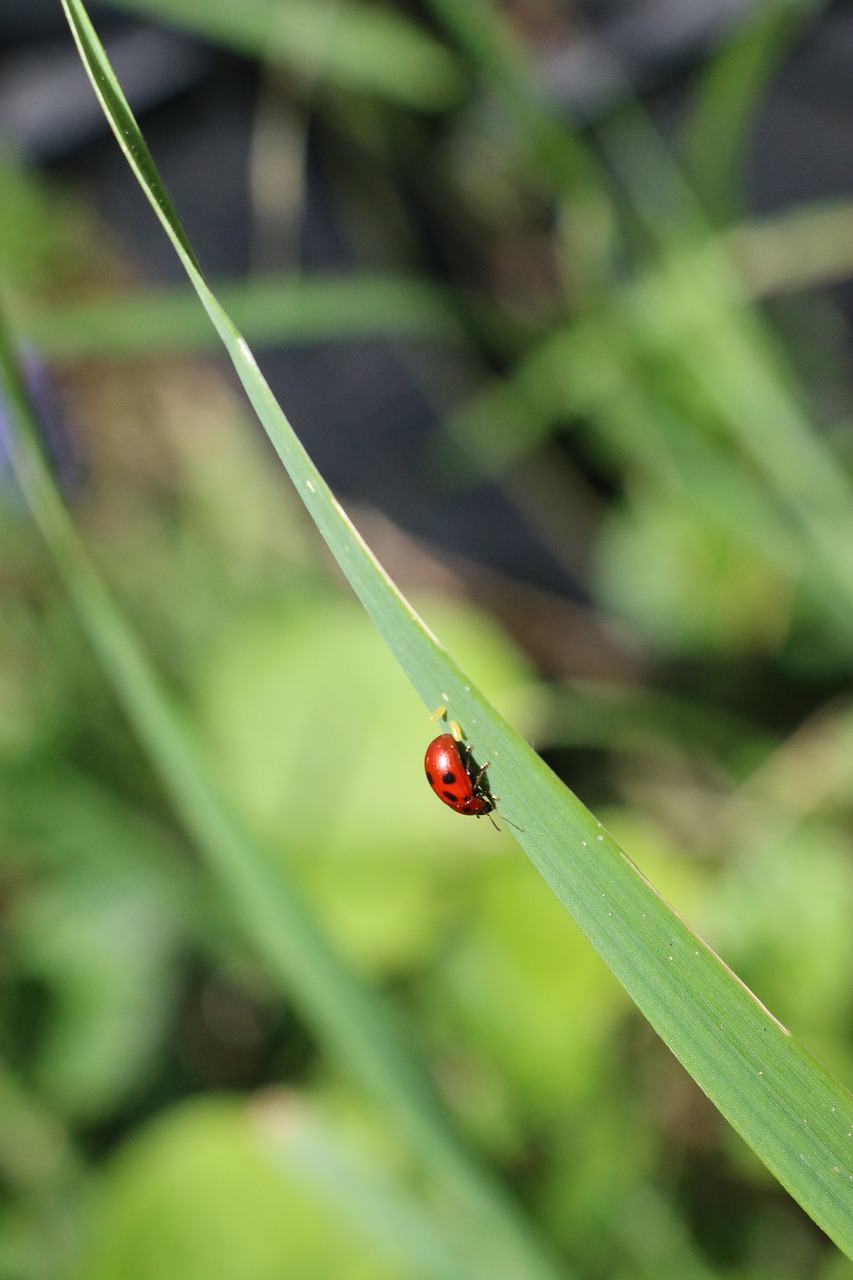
[424,733,496,821]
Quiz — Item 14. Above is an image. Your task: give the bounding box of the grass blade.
[98,0,464,110]
[0,320,567,1280]
[18,274,462,358]
[683,1,824,223]
[40,0,853,1260]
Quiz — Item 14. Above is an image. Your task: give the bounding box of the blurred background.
[2,0,853,1276]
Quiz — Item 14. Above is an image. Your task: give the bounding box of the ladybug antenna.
[482,808,525,833]
[498,812,525,833]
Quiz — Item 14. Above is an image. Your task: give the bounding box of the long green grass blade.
[730,198,853,297]
[253,1099,480,1280]
[43,0,853,1259]
[0,318,567,1280]
[19,274,461,358]
[98,0,464,110]
[684,0,825,223]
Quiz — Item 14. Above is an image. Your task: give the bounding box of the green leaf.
[20,0,853,1261]
[253,1096,483,1280]
[80,1098,403,1280]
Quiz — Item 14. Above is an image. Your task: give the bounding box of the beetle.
[424,733,497,822]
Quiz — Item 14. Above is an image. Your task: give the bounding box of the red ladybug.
[424,733,496,820]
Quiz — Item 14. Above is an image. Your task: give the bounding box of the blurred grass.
[57,1,853,1258]
[97,0,466,109]
[18,275,463,358]
[2,1,853,1279]
[682,0,827,224]
[1,300,568,1279]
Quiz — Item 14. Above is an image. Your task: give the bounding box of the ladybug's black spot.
[425,770,433,785]
[442,770,456,784]
[442,790,459,803]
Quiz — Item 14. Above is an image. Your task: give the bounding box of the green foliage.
[80,1098,402,1280]
[3,1,853,1279]
[95,0,465,109]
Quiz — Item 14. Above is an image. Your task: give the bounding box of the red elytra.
[424,733,495,819]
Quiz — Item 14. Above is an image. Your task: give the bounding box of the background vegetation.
[3,0,853,1277]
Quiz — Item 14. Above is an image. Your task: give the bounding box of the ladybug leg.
[461,743,491,791]
[472,761,490,788]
